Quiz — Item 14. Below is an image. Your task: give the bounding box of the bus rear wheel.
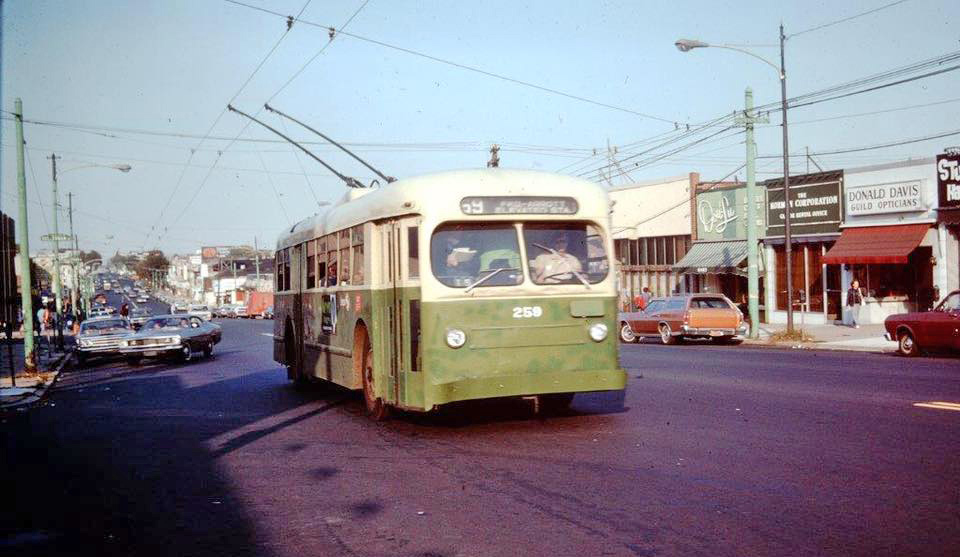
[362,337,390,421]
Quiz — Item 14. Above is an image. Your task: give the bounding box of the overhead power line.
[788,0,909,38]
[222,0,683,125]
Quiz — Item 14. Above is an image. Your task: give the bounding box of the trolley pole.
[14,99,36,371]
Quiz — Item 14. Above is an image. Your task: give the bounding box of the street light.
[675,24,795,334]
[49,156,132,317]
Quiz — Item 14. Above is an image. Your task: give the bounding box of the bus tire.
[360,330,390,421]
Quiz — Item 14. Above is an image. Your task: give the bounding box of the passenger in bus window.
[531,235,582,283]
[435,229,477,276]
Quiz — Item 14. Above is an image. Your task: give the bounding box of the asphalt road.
[2,317,959,556]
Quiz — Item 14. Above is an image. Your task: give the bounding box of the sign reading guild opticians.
[846,181,923,216]
[937,152,960,209]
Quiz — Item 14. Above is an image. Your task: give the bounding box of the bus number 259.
[512,306,542,318]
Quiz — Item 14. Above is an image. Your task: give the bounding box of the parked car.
[128,307,153,330]
[119,314,222,365]
[234,305,248,318]
[258,306,274,320]
[884,290,960,356]
[188,304,213,321]
[75,317,133,366]
[618,294,747,345]
[89,306,111,319]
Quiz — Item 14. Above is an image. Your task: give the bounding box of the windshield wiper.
[464,267,518,293]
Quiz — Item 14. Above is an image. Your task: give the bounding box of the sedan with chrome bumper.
[119,315,222,365]
[75,317,133,366]
[884,290,960,356]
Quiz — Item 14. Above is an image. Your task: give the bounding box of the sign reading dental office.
[937,152,960,209]
[846,181,923,216]
[765,173,842,237]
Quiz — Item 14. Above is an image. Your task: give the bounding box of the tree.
[135,250,169,282]
[79,250,102,264]
[109,252,139,269]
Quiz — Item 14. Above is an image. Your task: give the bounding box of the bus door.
[378,217,422,407]
[380,220,403,404]
[291,244,305,374]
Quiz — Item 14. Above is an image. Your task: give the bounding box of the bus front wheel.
[361,335,390,421]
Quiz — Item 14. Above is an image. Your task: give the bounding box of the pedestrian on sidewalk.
[847,279,865,328]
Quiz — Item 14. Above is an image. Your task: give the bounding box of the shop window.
[639,238,647,266]
[631,239,640,266]
[306,240,316,289]
[408,226,420,278]
[807,246,824,312]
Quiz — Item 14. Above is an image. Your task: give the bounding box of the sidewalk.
[746,322,896,353]
[0,332,74,410]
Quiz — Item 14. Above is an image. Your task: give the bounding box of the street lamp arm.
[59,162,132,175]
[710,44,783,78]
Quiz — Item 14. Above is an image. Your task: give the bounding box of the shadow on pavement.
[0,365,317,557]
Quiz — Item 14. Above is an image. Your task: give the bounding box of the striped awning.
[673,240,751,276]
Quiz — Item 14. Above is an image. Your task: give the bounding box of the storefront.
[935,151,960,294]
[763,171,843,325]
[673,181,765,306]
[823,158,955,324]
[610,175,695,309]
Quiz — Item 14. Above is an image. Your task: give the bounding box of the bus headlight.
[445,328,466,349]
[588,323,608,342]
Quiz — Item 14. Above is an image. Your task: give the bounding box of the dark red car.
[884,290,960,356]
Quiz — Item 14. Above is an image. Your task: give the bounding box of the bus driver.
[531,235,582,283]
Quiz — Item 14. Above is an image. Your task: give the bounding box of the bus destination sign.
[460,196,578,215]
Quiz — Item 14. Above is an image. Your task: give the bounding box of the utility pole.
[14,99,36,371]
[487,144,500,168]
[780,23,795,334]
[736,88,767,339]
[48,154,63,315]
[254,237,260,285]
[68,192,78,316]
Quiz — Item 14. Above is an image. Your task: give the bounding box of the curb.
[0,349,73,412]
[739,339,896,354]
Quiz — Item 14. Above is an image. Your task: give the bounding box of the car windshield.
[144,317,190,330]
[938,293,960,312]
[81,319,129,333]
[430,222,609,289]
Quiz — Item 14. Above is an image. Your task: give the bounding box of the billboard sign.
[937,152,960,209]
[766,178,842,237]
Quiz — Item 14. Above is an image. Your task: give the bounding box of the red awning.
[823,223,930,264]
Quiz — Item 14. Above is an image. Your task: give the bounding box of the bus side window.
[352,225,364,285]
[327,234,338,286]
[339,229,351,284]
[283,248,291,291]
[407,226,419,278]
[317,236,327,288]
[306,240,316,289]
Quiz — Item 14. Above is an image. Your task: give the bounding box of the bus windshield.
[430,221,608,288]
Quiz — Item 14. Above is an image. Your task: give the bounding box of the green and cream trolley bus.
[273,168,626,418]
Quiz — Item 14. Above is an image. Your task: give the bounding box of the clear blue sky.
[2,0,957,255]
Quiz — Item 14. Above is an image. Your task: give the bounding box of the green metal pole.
[745,88,760,339]
[14,99,35,371]
[50,153,62,314]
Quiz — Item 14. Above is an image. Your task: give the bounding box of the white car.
[188,304,213,321]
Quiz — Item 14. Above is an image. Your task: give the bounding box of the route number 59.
[512,306,542,318]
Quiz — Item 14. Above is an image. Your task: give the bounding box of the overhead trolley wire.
[222,0,684,126]
[787,0,909,39]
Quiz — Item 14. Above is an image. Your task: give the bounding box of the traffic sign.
[41,233,73,242]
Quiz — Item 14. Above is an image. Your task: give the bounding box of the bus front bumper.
[425,367,627,408]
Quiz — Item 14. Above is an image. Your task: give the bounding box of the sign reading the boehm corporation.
[846,181,923,216]
[765,175,842,237]
[937,153,960,209]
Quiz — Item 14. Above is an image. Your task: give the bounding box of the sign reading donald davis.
[846,181,922,216]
